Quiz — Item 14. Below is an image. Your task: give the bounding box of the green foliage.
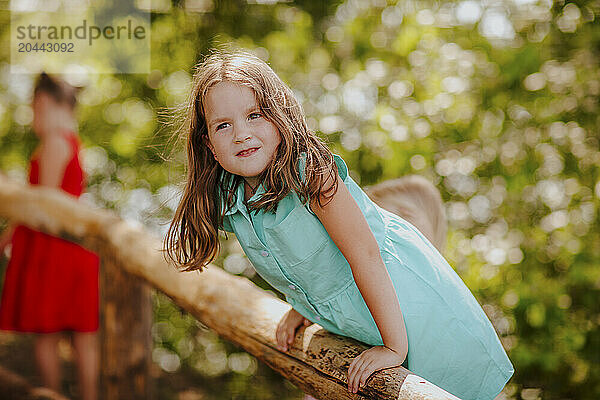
[1,1,599,399]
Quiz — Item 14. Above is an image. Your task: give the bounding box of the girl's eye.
[249,112,262,120]
[215,122,229,131]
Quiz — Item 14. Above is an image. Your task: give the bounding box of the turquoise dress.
[220,153,513,400]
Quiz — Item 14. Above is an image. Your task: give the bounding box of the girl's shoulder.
[31,146,42,162]
[298,151,349,182]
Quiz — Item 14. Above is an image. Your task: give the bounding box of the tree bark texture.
[100,253,153,400]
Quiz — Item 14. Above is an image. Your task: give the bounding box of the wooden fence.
[0,174,460,400]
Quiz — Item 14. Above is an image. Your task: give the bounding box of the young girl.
[0,73,99,400]
[164,49,514,400]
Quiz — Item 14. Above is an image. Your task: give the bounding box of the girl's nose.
[233,126,252,143]
[234,135,251,143]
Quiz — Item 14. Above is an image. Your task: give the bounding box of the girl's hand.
[347,346,406,393]
[0,225,14,258]
[276,308,312,352]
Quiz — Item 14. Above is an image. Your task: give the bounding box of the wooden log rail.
[0,174,460,400]
[0,364,70,400]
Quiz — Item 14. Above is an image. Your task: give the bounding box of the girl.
[164,49,514,400]
[0,73,99,400]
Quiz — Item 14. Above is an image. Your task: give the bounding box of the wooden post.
[100,252,153,400]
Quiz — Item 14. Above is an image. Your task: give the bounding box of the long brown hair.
[164,47,338,272]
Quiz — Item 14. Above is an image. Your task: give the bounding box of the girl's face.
[32,91,73,139]
[204,81,281,188]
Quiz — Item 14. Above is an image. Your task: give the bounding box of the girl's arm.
[310,171,408,393]
[38,134,71,188]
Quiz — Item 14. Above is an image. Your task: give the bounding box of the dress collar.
[222,176,266,216]
[221,151,309,216]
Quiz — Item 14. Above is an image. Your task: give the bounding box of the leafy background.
[0,0,599,399]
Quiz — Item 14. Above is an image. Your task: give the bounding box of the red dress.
[0,132,99,333]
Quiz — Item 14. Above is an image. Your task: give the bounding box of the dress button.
[261,250,269,257]
[288,284,296,290]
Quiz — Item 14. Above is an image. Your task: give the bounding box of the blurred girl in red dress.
[0,73,99,400]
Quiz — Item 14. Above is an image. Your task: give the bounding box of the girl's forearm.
[308,175,408,358]
[351,255,408,359]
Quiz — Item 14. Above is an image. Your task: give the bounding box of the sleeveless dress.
[0,132,99,333]
[220,153,513,400]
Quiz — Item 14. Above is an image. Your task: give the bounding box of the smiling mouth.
[236,148,259,157]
